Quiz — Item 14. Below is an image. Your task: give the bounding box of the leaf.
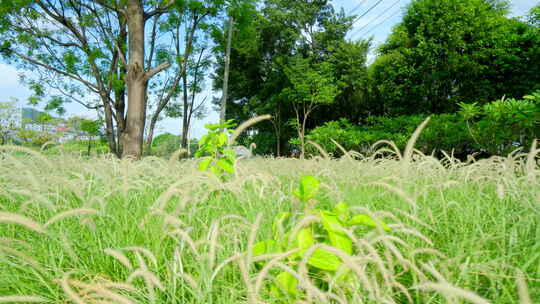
[222,148,236,161]
[217,158,234,173]
[333,201,350,221]
[293,175,320,201]
[320,211,344,234]
[274,271,298,296]
[295,228,314,249]
[328,232,353,255]
[320,211,352,254]
[348,214,391,231]
[198,157,212,172]
[217,132,228,146]
[308,248,342,271]
[253,240,281,256]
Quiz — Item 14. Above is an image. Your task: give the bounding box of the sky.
[0,0,536,138]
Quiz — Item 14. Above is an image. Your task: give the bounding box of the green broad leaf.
[198,157,212,172]
[293,175,320,201]
[253,240,281,256]
[328,231,353,255]
[209,165,221,177]
[222,148,236,161]
[217,132,228,146]
[307,248,342,271]
[320,211,353,254]
[217,158,234,173]
[199,134,210,146]
[333,202,351,221]
[204,123,220,131]
[296,228,314,249]
[275,271,298,296]
[320,211,345,234]
[348,214,391,231]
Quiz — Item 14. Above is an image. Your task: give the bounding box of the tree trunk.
[181,59,190,149]
[122,0,147,159]
[145,115,158,154]
[219,16,234,124]
[103,102,118,156]
[87,137,91,156]
[181,114,189,149]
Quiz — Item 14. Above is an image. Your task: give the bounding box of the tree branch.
[12,50,99,93]
[93,0,126,15]
[144,1,176,20]
[144,62,171,81]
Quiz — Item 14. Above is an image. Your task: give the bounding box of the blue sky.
[0,0,536,138]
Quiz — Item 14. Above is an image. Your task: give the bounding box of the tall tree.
[144,1,218,153]
[212,0,359,155]
[282,57,339,158]
[370,0,540,116]
[0,0,197,158]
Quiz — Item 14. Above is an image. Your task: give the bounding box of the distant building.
[4,107,99,143]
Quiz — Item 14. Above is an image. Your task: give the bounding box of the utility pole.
[219,16,234,124]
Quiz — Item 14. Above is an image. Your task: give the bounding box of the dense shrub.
[44,139,109,155]
[301,92,540,158]
[150,133,181,157]
[300,114,472,157]
[459,91,540,155]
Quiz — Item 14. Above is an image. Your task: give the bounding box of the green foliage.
[151,133,181,157]
[300,114,473,157]
[370,0,540,116]
[44,139,110,155]
[302,91,540,158]
[282,58,339,107]
[253,175,390,301]
[16,130,55,148]
[211,0,358,156]
[195,120,237,180]
[459,92,540,155]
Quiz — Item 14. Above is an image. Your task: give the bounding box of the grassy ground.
[0,145,539,303]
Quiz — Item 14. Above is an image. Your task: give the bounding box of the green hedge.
[298,91,539,158]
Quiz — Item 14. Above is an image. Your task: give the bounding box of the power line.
[356,9,401,40]
[347,0,370,17]
[352,0,386,24]
[350,0,400,38]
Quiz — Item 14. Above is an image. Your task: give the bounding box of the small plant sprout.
[195,120,237,180]
[253,175,390,301]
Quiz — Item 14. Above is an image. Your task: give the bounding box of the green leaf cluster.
[253,176,390,301]
[195,120,237,180]
[459,91,540,155]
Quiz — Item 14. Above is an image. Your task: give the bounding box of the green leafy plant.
[459,92,540,155]
[195,120,237,180]
[253,175,390,301]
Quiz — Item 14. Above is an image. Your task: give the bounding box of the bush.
[151,133,181,157]
[301,114,472,157]
[44,139,109,155]
[459,91,540,155]
[302,91,540,158]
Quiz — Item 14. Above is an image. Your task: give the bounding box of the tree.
[179,47,210,149]
[0,98,18,145]
[0,0,194,159]
[282,58,339,158]
[212,0,357,156]
[370,0,540,115]
[528,4,540,27]
[79,118,102,156]
[144,0,221,152]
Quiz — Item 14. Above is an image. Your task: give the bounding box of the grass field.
[0,144,539,303]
